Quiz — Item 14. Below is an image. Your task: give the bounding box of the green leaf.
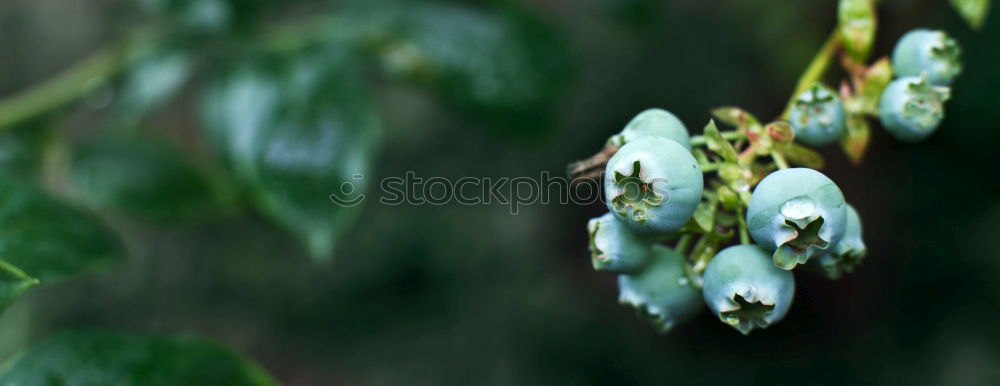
[710,107,760,130]
[839,0,877,62]
[840,114,871,165]
[703,120,739,162]
[0,299,32,361]
[692,148,711,166]
[857,57,892,114]
[66,137,225,223]
[951,0,991,29]
[717,186,740,211]
[691,199,716,233]
[201,45,378,260]
[715,211,737,227]
[136,0,260,32]
[113,45,192,126]
[340,1,570,134]
[0,331,277,386]
[0,179,121,282]
[0,120,53,179]
[0,261,37,316]
[781,143,825,169]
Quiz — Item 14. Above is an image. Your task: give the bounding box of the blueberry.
[814,204,866,279]
[878,76,950,142]
[587,212,653,273]
[788,84,846,147]
[618,245,703,332]
[610,108,692,151]
[604,136,704,235]
[891,29,961,86]
[746,168,847,270]
[702,244,795,335]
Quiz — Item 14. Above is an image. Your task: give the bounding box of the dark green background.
[1,0,998,384]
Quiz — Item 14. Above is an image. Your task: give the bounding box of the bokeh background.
[1,0,999,385]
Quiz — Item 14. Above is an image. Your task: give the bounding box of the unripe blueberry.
[587,212,653,273]
[788,84,846,147]
[814,204,867,279]
[618,245,703,332]
[891,29,961,86]
[604,136,703,236]
[702,244,795,335]
[746,168,847,270]
[609,108,692,151]
[878,76,950,142]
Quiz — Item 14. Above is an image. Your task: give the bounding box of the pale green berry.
[878,76,950,142]
[788,84,846,147]
[746,168,847,270]
[814,204,866,279]
[702,244,795,335]
[618,245,703,332]
[587,212,653,273]
[604,136,703,236]
[609,108,691,150]
[892,29,961,86]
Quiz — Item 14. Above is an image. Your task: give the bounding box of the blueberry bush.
[0,0,994,383]
[573,0,991,335]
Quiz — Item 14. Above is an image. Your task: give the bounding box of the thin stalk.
[0,38,134,130]
[736,208,750,245]
[674,234,693,255]
[690,131,747,146]
[780,31,842,120]
[771,151,790,169]
[0,17,339,131]
[699,163,721,173]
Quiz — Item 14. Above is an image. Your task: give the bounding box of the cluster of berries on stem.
[573,23,964,334]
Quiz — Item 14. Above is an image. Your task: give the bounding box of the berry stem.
[690,131,747,146]
[780,30,842,120]
[736,207,750,245]
[770,151,790,169]
[674,233,693,255]
[567,142,620,182]
[0,32,145,130]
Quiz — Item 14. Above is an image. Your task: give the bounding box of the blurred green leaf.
[0,300,32,360]
[113,45,192,126]
[66,137,224,223]
[951,0,991,29]
[857,57,892,114]
[717,186,740,211]
[703,120,739,162]
[841,114,871,165]
[136,0,259,32]
[781,143,825,169]
[691,198,716,233]
[201,45,377,260]
[715,211,737,227]
[0,261,37,316]
[691,148,710,166]
[838,0,876,62]
[0,179,121,282]
[0,331,276,386]
[341,1,570,134]
[718,163,744,182]
[0,121,53,179]
[710,107,760,131]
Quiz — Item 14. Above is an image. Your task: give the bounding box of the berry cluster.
[579,28,962,335]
